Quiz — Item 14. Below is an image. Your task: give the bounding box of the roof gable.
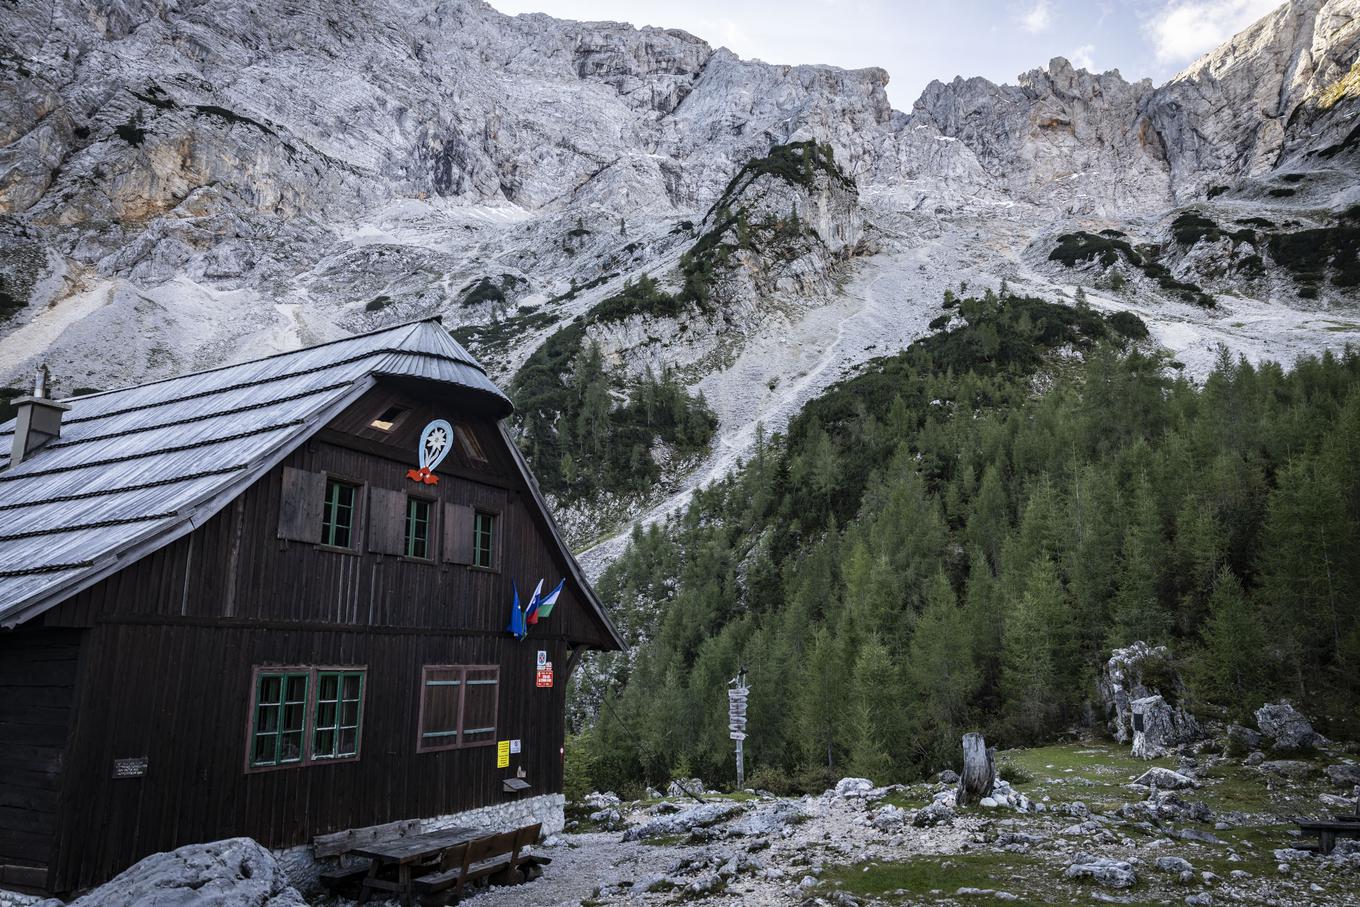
[0,319,515,628]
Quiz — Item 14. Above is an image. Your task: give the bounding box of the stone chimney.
[9,365,71,467]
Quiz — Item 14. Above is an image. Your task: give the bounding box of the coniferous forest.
[573,290,1360,797]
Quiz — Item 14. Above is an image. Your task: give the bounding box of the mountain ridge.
[1,0,1357,551]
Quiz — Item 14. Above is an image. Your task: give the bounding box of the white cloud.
[1146,0,1281,65]
[1019,0,1052,34]
[1070,43,1096,71]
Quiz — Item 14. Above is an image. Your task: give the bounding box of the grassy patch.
[1000,742,1176,812]
[818,853,1047,902]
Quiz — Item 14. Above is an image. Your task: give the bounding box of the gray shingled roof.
[0,319,513,628]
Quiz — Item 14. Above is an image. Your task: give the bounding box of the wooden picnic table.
[1296,817,1360,855]
[352,825,478,907]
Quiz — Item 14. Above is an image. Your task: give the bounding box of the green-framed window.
[405,498,432,560]
[251,672,309,767]
[473,510,496,568]
[320,479,358,548]
[313,671,364,759]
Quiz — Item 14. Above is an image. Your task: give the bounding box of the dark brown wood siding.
[51,622,568,892]
[0,627,80,888]
[19,384,616,893]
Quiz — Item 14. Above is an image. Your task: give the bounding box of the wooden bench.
[413,823,544,905]
[319,857,372,894]
[1296,818,1360,855]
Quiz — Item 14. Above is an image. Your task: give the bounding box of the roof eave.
[0,376,380,629]
[496,422,626,652]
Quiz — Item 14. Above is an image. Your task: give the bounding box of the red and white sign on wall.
[536,662,554,688]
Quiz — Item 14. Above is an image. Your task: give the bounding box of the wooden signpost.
[728,669,749,790]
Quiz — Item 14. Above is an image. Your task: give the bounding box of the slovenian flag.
[529,579,565,624]
[507,582,526,639]
[522,579,544,625]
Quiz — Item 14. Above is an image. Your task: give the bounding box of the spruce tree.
[1195,567,1270,713]
[846,634,895,782]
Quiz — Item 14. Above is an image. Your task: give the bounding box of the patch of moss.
[1318,59,1360,111]
[1207,185,1230,199]
[1268,187,1297,198]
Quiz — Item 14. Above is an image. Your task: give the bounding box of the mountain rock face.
[1143,0,1360,198]
[1,0,1358,544]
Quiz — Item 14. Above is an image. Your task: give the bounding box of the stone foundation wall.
[276,793,566,893]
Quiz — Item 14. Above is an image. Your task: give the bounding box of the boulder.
[1325,763,1360,787]
[729,800,806,836]
[66,838,306,907]
[912,801,956,828]
[1099,642,1188,744]
[833,777,875,798]
[1259,759,1314,779]
[937,769,960,785]
[1155,855,1195,875]
[622,802,744,841]
[1131,767,1200,790]
[666,777,706,798]
[1226,724,1264,752]
[589,808,624,830]
[1254,701,1326,751]
[1063,854,1137,888]
[871,804,907,831]
[583,790,621,809]
[1131,694,1201,759]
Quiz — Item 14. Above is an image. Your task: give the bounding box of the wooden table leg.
[357,860,381,906]
[400,863,413,907]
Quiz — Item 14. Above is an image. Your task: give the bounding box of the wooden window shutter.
[277,467,325,541]
[367,487,407,556]
[443,503,475,564]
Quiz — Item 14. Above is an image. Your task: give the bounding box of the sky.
[488,0,1284,109]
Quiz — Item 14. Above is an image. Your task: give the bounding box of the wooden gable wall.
[19,382,615,893]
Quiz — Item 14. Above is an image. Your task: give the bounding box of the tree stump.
[958,732,996,807]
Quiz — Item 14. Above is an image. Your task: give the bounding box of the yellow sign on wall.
[496,740,511,768]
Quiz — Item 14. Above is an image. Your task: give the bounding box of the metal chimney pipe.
[8,364,71,467]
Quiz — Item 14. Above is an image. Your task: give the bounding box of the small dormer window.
[369,405,408,432]
[455,424,487,463]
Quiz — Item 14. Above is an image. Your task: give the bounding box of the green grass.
[999,741,1176,811]
[818,853,1047,903]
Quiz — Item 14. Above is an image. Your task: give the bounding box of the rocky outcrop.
[1098,642,1199,750]
[912,58,1172,216]
[1131,693,1203,760]
[1255,700,1327,751]
[66,838,306,907]
[1142,0,1360,200]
